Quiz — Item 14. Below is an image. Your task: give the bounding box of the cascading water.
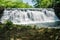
[1,8,60,26]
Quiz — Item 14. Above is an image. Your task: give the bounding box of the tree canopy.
[0,0,32,8]
[32,0,60,8]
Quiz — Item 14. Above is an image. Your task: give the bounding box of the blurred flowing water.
[1,8,60,27]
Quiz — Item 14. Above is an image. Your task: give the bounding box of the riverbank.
[0,22,60,40]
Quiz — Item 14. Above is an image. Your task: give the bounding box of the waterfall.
[1,8,59,25]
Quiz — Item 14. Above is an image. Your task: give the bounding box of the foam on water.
[1,8,59,25]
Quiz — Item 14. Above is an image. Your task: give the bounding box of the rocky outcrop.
[54,3,60,19]
[0,6,5,19]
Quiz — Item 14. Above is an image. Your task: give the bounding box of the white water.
[1,8,59,25]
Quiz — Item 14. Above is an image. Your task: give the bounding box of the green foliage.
[32,0,53,8]
[0,23,60,40]
[4,20,13,30]
[40,0,53,8]
[0,0,32,8]
[32,0,60,8]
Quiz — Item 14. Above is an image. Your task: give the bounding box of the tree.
[0,0,32,8]
[32,0,54,8]
[32,0,60,8]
